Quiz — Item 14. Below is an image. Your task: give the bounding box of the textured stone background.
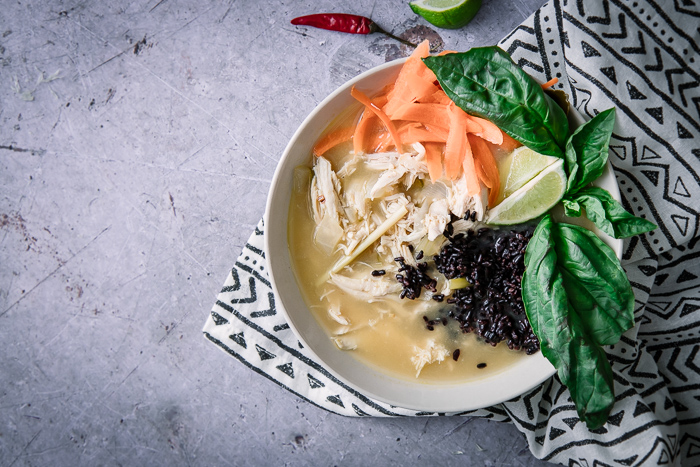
[0,0,550,465]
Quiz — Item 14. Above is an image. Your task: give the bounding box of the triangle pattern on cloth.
[306,373,325,389]
[677,122,694,139]
[672,214,690,236]
[645,107,664,125]
[230,332,246,349]
[255,344,276,361]
[581,41,602,57]
[626,81,647,100]
[276,362,294,378]
[600,66,618,84]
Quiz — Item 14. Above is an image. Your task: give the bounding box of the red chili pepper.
[291,13,416,47]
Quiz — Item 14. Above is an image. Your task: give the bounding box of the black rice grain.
[434,225,540,355]
[453,349,460,361]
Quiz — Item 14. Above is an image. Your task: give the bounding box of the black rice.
[394,257,437,300]
[434,225,540,355]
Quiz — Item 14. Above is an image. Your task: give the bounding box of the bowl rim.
[264,57,621,412]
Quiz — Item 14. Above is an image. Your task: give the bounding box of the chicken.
[411,339,450,377]
[329,272,402,302]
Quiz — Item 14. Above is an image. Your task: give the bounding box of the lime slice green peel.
[409,0,483,29]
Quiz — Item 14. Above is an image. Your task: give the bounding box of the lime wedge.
[495,146,560,205]
[485,158,566,225]
[409,0,482,29]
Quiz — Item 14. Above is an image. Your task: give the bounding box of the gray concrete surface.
[0,0,551,465]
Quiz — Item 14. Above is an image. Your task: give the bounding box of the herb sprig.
[424,46,657,429]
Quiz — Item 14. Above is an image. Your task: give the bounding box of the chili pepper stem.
[373,25,417,48]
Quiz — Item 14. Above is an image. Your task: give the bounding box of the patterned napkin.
[203,0,700,464]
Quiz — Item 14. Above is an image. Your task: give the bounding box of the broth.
[287,139,528,383]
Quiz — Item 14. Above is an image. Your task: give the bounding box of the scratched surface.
[0,0,550,465]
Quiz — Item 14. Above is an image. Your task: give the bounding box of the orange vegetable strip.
[353,111,374,154]
[424,124,449,140]
[468,134,500,206]
[499,130,522,152]
[464,115,483,134]
[384,40,433,116]
[351,86,403,152]
[461,138,481,196]
[437,50,457,56]
[541,77,558,89]
[405,72,440,104]
[444,104,469,180]
[422,89,452,105]
[313,127,354,157]
[467,115,503,145]
[392,102,451,129]
[399,124,447,144]
[424,142,444,182]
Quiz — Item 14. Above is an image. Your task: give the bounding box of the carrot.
[541,77,558,89]
[400,124,447,144]
[437,50,458,56]
[422,89,452,105]
[467,115,503,145]
[353,94,389,154]
[499,130,522,152]
[461,137,481,196]
[384,40,436,116]
[313,127,354,157]
[392,103,450,130]
[444,104,469,180]
[468,134,500,207]
[424,124,449,141]
[424,142,443,182]
[351,86,403,152]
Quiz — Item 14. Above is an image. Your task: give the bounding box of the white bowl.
[264,58,622,412]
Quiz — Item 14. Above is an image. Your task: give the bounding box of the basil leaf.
[523,215,634,429]
[555,222,635,345]
[562,198,582,217]
[565,108,616,193]
[423,47,568,157]
[564,187,658,238]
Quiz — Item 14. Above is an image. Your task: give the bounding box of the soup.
[286,42,542,383]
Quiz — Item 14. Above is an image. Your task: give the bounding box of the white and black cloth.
[203,0,700,464]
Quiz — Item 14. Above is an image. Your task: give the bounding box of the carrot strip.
[499,130,522,152]
[424,124,449,141]
[424,142,443,182]
[541,77,558,89]
[422,89,452,105]
[384,40,435,116]
[392,103,450,130]
[352,94,389,154]
[444,104,469,180]
[437,50,458,56]
[400,124,447,144]
[467,115,503,145]
[351,86,403,152]
[469,134,500,207]
[313,127,354,157]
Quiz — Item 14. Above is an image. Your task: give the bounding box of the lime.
[409,0,482,29]
[495,146,560,205]
[485,159,566,225]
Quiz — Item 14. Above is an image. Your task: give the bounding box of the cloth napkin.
[203,0,700,464]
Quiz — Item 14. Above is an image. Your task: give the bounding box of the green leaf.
[565,108,616,193]
[562,198,582,217]
[523,215,635,429]
[423,47,568,157]
[564,187,658,238]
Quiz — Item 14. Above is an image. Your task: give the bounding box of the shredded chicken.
[411,340,450,377]
[329,272,402,302]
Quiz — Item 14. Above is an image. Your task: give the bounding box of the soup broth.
[288,138,528,383]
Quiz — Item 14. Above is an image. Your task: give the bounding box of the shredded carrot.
[392,103,450,130]
[353,94,389,154]
[384,40,435,116]
[499,130,522,152]
[422,89,452,105]
[541,77,558,89]
[424,142,444,182]
[444,104,469,180]
[424,124,449,141]
[469,134,500,207]
[437,50,458,56]
[467,115,503,145]
[351,86,403,152]
[313,127,354,157]
[400,124,447,144]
